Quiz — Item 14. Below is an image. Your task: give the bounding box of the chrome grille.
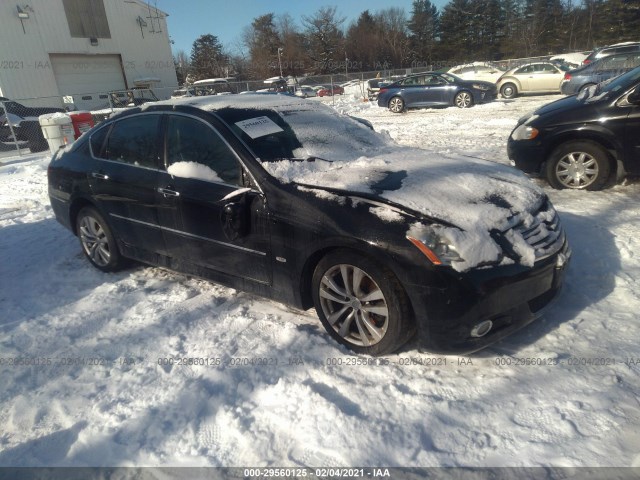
[502,204,565,262]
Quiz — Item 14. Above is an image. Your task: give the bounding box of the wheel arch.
[69,197,101,236]
[499,78,521,91]
[297,240,415,317]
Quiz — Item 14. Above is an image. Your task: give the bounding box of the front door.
[623,89,640,174]
[156,113,272,284]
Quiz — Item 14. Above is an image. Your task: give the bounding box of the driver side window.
[166,115,241,185]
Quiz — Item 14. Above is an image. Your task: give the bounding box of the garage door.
[50,54,126,110]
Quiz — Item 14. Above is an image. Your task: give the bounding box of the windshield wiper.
[289,156,334,163]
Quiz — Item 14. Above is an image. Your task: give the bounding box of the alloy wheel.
[389,97,404,113]
[318,264,389,347]
[79,215,111,266]
[455,91,472,108]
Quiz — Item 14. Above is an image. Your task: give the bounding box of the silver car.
[496,62,566,98]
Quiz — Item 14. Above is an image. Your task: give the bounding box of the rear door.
[156,113,272,284]
[87,113,165,253]
[403,75,447,106]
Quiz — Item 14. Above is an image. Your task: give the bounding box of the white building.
[0,0,178,110]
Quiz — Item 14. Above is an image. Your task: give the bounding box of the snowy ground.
[1,92,640,469]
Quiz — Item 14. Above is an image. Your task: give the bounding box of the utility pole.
[278,47,284,78]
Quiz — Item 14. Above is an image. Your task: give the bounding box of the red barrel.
[69,111,95,139]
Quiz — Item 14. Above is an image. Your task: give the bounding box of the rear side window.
[89,125,110,158]
[516,65,534,74]
[104,115,160,168]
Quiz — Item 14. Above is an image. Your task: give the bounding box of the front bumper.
[507,135,546,174]
[477,90,498,103]
[406,240,571,354]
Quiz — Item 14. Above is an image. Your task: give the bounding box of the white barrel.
[38,113,74,154]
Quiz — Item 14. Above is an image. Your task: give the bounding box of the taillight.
[379,88,388,95]
[563,72,572,81]
[583,59,591,65]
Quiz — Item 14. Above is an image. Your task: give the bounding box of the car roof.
[153,92,316,112]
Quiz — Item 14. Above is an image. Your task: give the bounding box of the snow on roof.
[157,92,309,111]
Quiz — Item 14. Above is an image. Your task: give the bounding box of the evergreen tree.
[190,34,227,80]
[439,0,472,61]
[408,0,440,64]
[346,11,382,71]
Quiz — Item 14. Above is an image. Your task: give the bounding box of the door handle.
[91,172,109,180]
[157,187,180,197]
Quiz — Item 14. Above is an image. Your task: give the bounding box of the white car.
[448,63,504,83]
[294,86,317,98]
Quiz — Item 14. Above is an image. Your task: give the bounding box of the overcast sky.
[154,0,448,55]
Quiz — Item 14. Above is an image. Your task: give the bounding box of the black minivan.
[508,66,640,190]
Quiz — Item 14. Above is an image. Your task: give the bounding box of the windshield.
[601,66,640,95]
[216,104,388,163]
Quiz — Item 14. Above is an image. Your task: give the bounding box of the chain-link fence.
[0,97,60,159]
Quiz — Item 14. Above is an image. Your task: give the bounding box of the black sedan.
[48,94,569,355]
[377,73,497,112]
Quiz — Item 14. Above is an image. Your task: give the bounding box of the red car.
[317,85,344,97]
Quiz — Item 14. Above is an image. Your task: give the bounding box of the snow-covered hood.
[262,148,555,271]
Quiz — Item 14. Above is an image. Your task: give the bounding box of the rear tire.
[545,140,611,190]
[311,249,414,355]
[76,206,125,272]
[388,96,405,113]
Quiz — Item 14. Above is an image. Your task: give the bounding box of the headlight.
[407,226,463,266]
[511,123,539,141]
[472,83,490,91]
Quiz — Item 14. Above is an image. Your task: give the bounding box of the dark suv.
[582,42,640,65]
[508,66,640,190]
[561,52,640,95]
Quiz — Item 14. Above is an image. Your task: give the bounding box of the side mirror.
[628,85,640,104]
[221,201,249,241]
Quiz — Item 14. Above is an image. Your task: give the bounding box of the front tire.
[454,91,473,108]
[500,83,517,99]
[311,249,413,355]
[388,96,405,113]
[545,140,611,190]
[76,206,125,272]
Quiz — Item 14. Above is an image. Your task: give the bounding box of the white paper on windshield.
[235,116,283,139]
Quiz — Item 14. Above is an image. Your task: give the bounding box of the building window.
[63,0,111,39]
